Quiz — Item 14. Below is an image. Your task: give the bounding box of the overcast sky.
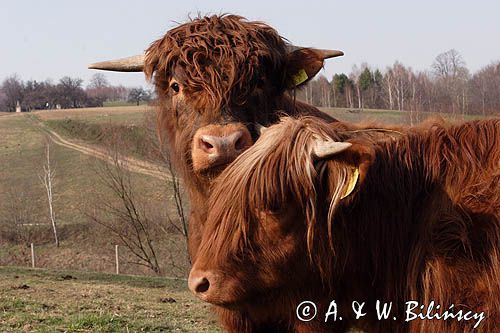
[1,1,499,88]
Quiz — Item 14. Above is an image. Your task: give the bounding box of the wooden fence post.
[31,243,35,268]
[115,245,119,274]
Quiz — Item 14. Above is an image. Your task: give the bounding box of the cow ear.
[285,48,344,88]
[313,140,374,197]
[312,141,352,160]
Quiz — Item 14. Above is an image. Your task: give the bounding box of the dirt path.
[27,115,174,181]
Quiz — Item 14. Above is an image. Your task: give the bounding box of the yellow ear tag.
[292,69,308,86]
[340,167,359,199]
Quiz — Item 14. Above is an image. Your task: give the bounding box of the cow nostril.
[200,137,214,152]
[234,136,244,151]
[195,277,210,294]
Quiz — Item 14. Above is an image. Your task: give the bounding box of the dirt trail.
[27,115,174,181]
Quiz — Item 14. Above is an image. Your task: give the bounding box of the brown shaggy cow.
[89,14,343,260]
[190,116,500,332]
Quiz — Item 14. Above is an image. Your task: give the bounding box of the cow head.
[89,15,343,185]
[188,117,373,306]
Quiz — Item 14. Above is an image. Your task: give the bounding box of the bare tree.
[88,149,162,274]
[55,76,87,108]
[142,110,188,241]
[350,65,362,109]
[469,62,500,116]
[432,49,470,115]
[39,141,59,247]
[160,152,188,237]
[0,75,24,112]
[432,49,466,79]
[88,73,110,90]
[127,87,151,106]
[86,73,110,105]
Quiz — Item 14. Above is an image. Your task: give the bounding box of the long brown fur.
[195,116,500,332]
[142,14,336,332]
[142,14,334,257]
[145,14,287,111]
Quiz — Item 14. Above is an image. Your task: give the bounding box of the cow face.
[189,202,307,306]
[188,117,368,306]
[145,24,286,182]
[88,15,343,184]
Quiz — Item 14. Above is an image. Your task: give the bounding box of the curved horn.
[312,141,352,160]
[88,54,145,72]
[255,123,268,136]
[316,49,344,59]
[286,44,344,59]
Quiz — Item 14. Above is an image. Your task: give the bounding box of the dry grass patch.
[0,267,220,332]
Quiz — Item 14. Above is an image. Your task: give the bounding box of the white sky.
[1,0,499,88]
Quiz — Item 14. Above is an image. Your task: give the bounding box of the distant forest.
[1,49,499,116]
[297,49,500,116]
[0,73,152,112]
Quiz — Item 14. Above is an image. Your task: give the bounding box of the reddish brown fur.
[193,117,500,332]
[142,15,336,332]
[145,15,286,111]
[142,14,334,258]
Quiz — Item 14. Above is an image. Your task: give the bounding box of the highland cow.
[89,14,344,331]
[190,116,500,332]
[89,14,343,260]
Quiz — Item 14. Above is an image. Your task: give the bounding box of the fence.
[29,243,122,274]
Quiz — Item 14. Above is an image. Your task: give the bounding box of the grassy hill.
[0,108,189,276]
[1,106,495,272]
[0,266,220,332]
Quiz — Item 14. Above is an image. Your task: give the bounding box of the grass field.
[0,266,220,332]
[319,107,497,124]
[0,105,496,332]
[0,108,189,276]
[102,101,149,108]
[34,105,150,125]
[0,109,167,228]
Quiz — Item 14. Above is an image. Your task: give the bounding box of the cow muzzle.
[188,268,243,305]
[188,269,212,300]
[192,123,253,174]
[188,268,225,304]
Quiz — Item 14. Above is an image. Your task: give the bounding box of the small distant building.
[15,101,21,113]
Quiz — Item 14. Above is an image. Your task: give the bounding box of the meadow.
[0,108,188,275]
[0,105,496,332]
[0,266,220,332]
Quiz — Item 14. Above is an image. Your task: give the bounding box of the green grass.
[0,112,189,276]
[44,118,105,142]
[0,266,220,332]
[0,114,167,227]
[103,101,149,108]
[42,117,159,162]
[35,105,151,125]
[319,107,497,125]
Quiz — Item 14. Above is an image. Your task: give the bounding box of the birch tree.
[39,142,59,247]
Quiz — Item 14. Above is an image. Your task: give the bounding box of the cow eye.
[170,82,180,94]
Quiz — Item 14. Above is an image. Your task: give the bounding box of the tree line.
[298,49,500,116]
[0,73,152,112]
[2,49,499,116]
